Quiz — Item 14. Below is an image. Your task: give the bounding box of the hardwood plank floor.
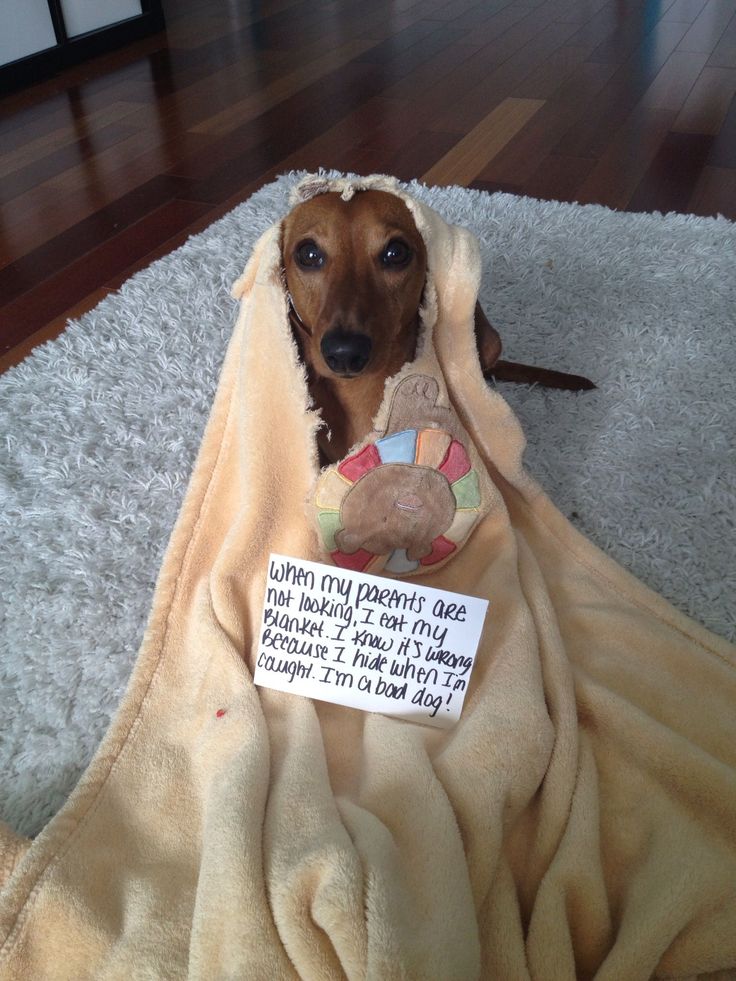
[422,97,545,185]
[1,0,734,370]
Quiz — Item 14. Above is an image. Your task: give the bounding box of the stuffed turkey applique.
[313,375,490,576]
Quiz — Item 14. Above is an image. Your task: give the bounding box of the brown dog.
[282,189,593,463]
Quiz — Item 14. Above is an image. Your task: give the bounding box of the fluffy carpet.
[1,173,734,839]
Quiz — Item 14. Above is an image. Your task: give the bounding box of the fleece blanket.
[1,174,735,980]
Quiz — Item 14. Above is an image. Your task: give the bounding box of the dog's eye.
[295,240,325,268]
[381,239,412,268]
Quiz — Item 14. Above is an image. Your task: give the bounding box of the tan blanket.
[1,175,735,980]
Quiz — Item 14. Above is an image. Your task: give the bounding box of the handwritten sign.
[254,554,489,729]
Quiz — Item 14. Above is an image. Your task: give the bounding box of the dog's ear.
[474,302,503,373]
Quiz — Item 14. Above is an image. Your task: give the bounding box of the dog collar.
[280,268,313,338]
[287,295,312,338]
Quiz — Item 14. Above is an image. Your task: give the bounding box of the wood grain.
[575,107,678,209]
[422,98,544,186]
[672,65,736,131]
[1,0,735,371]
[677,0,736,53]
[688,163,736,214]
[0,288,114,374]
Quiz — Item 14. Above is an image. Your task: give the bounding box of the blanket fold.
[1,174,734,981]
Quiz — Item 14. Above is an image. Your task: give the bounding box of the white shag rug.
[1,174,735,839]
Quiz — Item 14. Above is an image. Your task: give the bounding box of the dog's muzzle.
[320,329,372,377]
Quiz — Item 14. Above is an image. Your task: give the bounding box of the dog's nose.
[320,330,372,376]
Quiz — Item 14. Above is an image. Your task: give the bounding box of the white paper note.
[254,554,489,729]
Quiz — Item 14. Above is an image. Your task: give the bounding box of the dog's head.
[281,190,428,381]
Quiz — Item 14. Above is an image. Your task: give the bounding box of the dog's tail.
[488,360,596,391]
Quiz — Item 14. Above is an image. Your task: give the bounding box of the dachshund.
[281,189,593,464]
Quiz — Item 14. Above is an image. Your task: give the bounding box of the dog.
[282,189,593,464]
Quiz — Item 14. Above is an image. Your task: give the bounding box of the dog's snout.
[320,330,372,376]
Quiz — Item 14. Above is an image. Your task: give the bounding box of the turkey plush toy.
[312,374,491,576]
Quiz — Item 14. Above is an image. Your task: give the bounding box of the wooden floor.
[1,0,735,372]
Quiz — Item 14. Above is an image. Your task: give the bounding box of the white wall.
[59,0,142,38]
[0,0,57,66]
